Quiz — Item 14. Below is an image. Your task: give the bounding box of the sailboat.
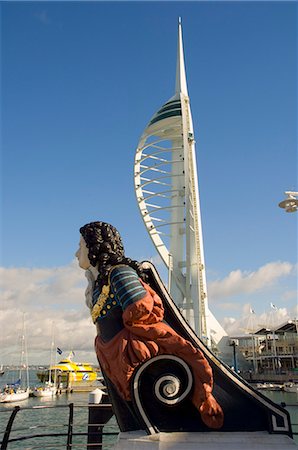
[33,325,56,397]
[0,317,29,403]
[32,381,56,398]
[0,332,5,375]
[0,379,29,403]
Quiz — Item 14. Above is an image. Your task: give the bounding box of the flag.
[69,350,75,358]
[270,302,278,310]
[57,347,62,355]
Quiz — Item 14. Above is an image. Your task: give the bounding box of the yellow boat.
[37,352,99,386]
[51,359,98,383]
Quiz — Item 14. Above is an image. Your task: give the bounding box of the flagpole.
[49,322,54,386]
[54,346,59,390]
[248,308,257,374]
[270,302,278,373]
[252,334,257,374]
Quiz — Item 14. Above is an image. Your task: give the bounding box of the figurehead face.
[75,236,91,270]
[78,221,125,269]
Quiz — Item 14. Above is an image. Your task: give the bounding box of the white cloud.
[217,303,242,311]
[258,307,289,330]
[222,303,291,337]
[222,316,236,330]
[291,304,298,317]
[0,262,97,365]
[0,259,296,365]
[0,261,85,311]
[208,261,295,300]
[281,290,298,301]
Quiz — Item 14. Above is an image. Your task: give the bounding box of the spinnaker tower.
[134,19,227,349]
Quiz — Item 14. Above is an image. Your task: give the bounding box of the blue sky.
[1,2,297,364]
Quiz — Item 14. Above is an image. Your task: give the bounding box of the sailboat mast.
[19,314,29,388]
[19,334,23,381]
[24,320,29,389]
[49,323,54,384]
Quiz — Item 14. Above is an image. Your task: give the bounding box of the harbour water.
[0,369,119,449]
[0,370,297,449]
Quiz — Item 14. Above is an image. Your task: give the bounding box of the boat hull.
[121,262,293,437]
[0,388,29,403]
[37,358,98,386]
[283,383,298,393]
[32,387,56,397]
[256,383,283,391]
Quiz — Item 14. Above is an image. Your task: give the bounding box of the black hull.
[106,262,292,438]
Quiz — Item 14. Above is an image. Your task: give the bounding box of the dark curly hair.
[79,221,146,288]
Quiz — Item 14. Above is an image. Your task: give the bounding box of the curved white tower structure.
[134,19,227,348]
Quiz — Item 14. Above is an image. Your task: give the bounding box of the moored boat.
[32,383,56,398]
[256,382,283,391]
[0,386,29,403]
[0,316,30,404]
[33,327,58,397]
[283,382,298,393]
[37,352,98,387]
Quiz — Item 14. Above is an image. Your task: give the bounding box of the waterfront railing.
[0,401,297,449]
[0,403,118,449]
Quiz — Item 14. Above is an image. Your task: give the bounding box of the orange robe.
[95,281,224,429]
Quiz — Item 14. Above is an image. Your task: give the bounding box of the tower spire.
[175,17,188,96]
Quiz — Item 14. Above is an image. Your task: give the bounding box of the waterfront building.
[231,319,298,377]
